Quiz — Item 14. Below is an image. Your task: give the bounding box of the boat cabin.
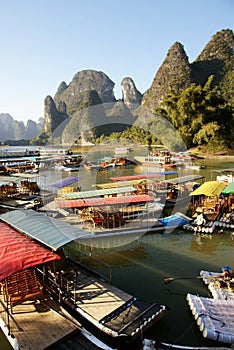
[190,181,228,221]
[0,209,168,348]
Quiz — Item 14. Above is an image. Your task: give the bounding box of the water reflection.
[40,153,234,347]
[189,231,233,255]
[77,244,149,266]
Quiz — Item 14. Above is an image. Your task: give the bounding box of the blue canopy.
[46,176,79,188]
[136,171,179,176]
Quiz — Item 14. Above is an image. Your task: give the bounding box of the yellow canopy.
[190,181,227,197]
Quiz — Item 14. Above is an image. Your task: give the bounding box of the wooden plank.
[0,293,81,350]
[71,278,132,321]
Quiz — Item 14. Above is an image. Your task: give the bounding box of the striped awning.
[190,181,227,197]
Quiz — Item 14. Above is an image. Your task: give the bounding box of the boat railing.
[64,247,112,282]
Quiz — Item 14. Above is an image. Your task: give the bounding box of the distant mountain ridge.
[143,29,234,109]
[2,29,232,143]
[43,28,233,144]
[0,113,43,141]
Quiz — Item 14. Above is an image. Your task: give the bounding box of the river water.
[1,149,234,348]
[73,153,234,348]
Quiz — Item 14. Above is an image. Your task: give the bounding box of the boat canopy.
[221,182,234,195]
[0,220,60,281]
[190,181,227,197]
[57,194,154,209]
[0,175,32,186]
[62,186,136,199]
[0,209,90,251]
[95,179,148,189]
[110,171,178,182]
[160,174,204,185]
[9,173,39,179]
[45,176,79,188]
[110,175,160,181]
[135,171,179,176]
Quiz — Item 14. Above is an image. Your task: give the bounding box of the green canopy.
[221,182,234,195]
[190,181,227,197]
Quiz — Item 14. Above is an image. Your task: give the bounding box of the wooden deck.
[0,270,134,349]
[69,276,133,321]
[0,292,82,350]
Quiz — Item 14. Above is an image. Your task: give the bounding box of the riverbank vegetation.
[156,76,233,152]
[96,76,234,155]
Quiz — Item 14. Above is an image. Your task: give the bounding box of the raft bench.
[3,268,43,313]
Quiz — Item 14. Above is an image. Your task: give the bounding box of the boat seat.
[47,252,78,280]
[3,268,43,313]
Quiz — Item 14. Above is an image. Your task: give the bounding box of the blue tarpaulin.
[158,213,191,227]
[46,176,79,188]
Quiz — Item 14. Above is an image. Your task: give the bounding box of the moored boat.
[142,338,230,350]
[186,267,234,345]
[0,146,40,159]
[134,154,176,168]
[158,175,204,207]
[83,161,101,170]
[215,168,234,183]
[0,209,169,348]
[190,181,228,221]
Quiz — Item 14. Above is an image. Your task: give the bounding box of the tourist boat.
[55,193,191,239]
[159,175,205,207]
[142,338,230,350]
[83,157,135,171]
[99,157,135,170]
[216,168,234,183]
[83,161,101,170]
[114,147,132,155]
[182,180,234,234]
[190,181,228,221]
[0,209,168,348]
[0,175,44,212]
[134,154,176,168]
[0,146,40,159]
[4,162,36,174]
[61,155,83,171]
[186,267,234,345]
[38,147,70,156]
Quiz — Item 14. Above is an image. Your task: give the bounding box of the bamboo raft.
[186,270,234,344]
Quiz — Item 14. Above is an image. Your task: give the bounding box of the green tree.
[157,76,234,150]
[30,132,49,146]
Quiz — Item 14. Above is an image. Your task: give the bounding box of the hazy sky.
[1,0,233,123]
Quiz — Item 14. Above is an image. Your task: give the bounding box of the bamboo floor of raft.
[0,292,81,350]
[186,270,234,344]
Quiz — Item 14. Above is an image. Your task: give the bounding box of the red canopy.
[57,194,154,209]
[0,222,60,281]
